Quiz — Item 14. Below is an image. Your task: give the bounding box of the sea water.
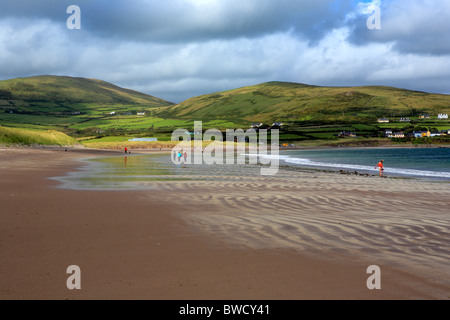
[276,147,450,180]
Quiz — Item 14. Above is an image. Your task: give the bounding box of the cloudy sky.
[0,0,449,103]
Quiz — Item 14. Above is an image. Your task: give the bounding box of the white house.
[391,132,405,138]
[378,118,389,123]
[438,114,448,120]
[137,112,146,116]
[251,123,264,128]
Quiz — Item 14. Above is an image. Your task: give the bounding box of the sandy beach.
[1,147,449,300]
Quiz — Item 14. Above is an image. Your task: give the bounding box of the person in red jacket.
[375,160,384,177]
[125,147,128,154]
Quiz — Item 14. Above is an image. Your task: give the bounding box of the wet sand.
[1,148,449,300]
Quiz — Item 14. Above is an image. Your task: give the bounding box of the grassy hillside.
[0,75,173,109]
[158,81,450,124]
[0,126,77,146]
[0,75,175,132]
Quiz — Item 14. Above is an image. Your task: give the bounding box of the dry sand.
[0,147,449,300]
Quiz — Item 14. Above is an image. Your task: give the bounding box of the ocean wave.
[249,154,450,179]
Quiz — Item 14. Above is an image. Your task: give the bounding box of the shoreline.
[1,148,449,299]
[5,144,444,184]
[6,144,445,185]
[1,140,449,152]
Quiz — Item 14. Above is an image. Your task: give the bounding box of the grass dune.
[0,126,77,146]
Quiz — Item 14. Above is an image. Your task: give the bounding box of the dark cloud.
[92,0,356,44]
[1,0,354,43]
[347,0,450,55]
[0,0,77,26]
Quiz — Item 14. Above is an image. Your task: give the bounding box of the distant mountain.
[158,81,450,124]
[0,75,174,114]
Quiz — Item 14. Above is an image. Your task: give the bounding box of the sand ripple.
[138,168,450,292]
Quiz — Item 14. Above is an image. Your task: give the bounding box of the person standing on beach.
[125,147,128,154]
[375,160,384,177]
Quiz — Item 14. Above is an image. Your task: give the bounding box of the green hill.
[158,81,450,124]
[0,126,78,146]
[0,75,175,132]
[0,75,173,111]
